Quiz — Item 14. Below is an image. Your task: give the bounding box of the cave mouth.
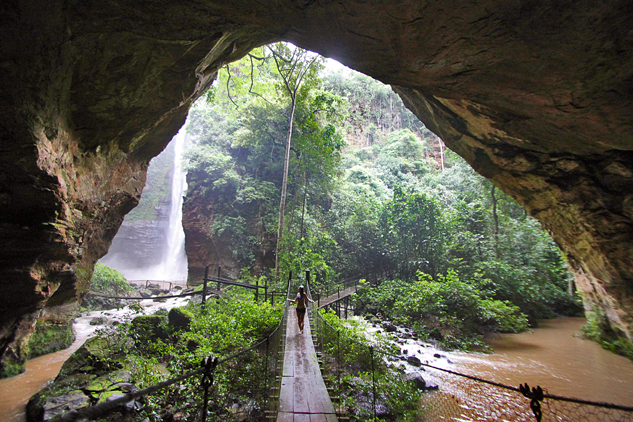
[1,1,633,378]
[103,44,457,284]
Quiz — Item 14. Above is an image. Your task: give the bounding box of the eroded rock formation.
[1,0,632,375]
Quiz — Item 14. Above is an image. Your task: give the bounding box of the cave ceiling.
[0,0,632,373]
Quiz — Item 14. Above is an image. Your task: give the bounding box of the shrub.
[90,263,134,295]
[354,270,529,350]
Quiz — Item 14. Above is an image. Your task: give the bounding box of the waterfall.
[148,128,188,280]
[100,127,188,281]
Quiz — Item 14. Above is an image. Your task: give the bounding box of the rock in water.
[407,355,422,367]
[405,372,427,390]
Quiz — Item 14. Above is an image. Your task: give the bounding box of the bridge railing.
[60,274,292,422]
[305,278,633,422]
[309,266,393,308]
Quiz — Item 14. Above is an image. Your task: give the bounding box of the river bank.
[0,296,189,422]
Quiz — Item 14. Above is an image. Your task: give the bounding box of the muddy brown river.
[453,317,633,405]
[418,317,633,421]
[2,316,632,421]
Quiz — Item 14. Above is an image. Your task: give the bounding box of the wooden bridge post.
[202,265,209,304]
[255,276,259,302]
[264,277,268,303]
[217,266,221,291]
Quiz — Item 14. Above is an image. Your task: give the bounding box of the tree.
[382,186,447,279]
[267,43,324,277]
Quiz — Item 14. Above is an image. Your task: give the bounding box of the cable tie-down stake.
[520,383,544,421]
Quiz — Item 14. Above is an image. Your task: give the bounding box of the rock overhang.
[0,0,632,375]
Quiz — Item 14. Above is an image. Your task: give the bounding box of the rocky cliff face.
[1,0,632,375]
[100,216,169,276]
[182,189,240,283]
[182,178,275,283]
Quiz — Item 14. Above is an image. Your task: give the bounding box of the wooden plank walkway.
[277,308,338,422]
[317,286,361,308]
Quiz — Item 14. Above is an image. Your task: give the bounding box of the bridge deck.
[317,286,360,308]
[277,308,338,422]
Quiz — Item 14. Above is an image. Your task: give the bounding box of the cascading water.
[100,127,189,281]
[143,128,188,280]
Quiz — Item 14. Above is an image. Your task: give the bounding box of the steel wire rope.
[306,279,633,415]
[60,276,292,422]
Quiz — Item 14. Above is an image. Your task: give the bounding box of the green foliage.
[0,359,25,378]
[173,293,282,365]
[355,271,529,350]
[320,309,398,370]
[318,310,421,421]
[74,293,283,421]
[186,43,345,274]
[382,186,448,278]
[580,310,633,360]
[90,263,134,295]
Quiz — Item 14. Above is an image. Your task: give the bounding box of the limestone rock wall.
[0,0,267,375]
[182,180,276,283]
[1,0,632,375]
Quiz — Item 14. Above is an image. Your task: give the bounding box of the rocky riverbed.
[0,286,193,422]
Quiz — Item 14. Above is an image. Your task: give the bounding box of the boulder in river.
[90,317,107,326]
[405,372,439,391]
[382,321,397,332]
[407,355,422,367]
[405,372,427,390]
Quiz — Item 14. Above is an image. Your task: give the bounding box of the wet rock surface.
[26,337,139,422]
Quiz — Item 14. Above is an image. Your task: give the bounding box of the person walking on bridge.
[289,285,313,332]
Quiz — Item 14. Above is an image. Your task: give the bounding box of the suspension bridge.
[63,269,633,422]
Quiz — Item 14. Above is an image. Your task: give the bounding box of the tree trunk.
[299,172,308,240]
[491,184,499,252]
[275,99,297,277]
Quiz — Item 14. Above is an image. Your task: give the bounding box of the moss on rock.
[0,358,25,378]
[581,310,633,360]
[27,321,75,359]
[58,337,117,378]
[168,307,192,331]
[130,314,169,344]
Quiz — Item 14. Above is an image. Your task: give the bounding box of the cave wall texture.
[0,0,631,375]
